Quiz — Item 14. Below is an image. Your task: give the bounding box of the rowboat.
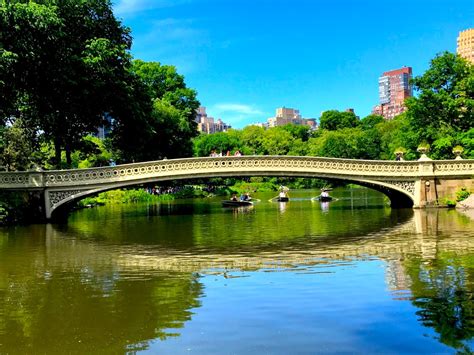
[316,195,333,202]
[222,200,253,207]
[276,197,289,202]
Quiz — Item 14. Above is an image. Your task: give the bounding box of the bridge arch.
[1,156,472,220]
[47,166,416,219]
[46,174,414,217]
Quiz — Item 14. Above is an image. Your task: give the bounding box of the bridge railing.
[0,156,472,190]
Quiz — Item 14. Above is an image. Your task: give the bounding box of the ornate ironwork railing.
[0,156,472,190]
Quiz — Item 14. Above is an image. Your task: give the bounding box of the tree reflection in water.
[1,194,474,353]
[404,256,474,352]
[0,226,203,353]
[404,210,474,353]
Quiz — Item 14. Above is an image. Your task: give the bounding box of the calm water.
[1,187,474,354]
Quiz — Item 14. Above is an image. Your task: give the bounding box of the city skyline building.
[267,107,317,129]
[195,106,231,134]
[372,66,413,120]
[457,28,474,63]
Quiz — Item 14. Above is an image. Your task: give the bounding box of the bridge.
[0,156,472,219]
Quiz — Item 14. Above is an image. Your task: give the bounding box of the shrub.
[456,187,471,202]
[440,198,457,208]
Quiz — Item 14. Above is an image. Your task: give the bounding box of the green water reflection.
[0,188,473,353]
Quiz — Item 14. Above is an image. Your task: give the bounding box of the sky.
[113,0,473,128]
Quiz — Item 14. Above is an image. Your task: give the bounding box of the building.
[195,106,231,134]
[267,107,318,129]
[372,67,413,120]
[249,122,269,129]
[457,28,474,63]
[96,113,113,139]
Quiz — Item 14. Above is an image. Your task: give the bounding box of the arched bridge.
[0,156,472,219]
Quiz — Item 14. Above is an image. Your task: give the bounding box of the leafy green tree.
[287,138,308,156]
[360,114,384,130]
[130,60,199,129]
[241,125,265,155]
[115,60,200,161]
[261,128,295,155]
[0,0,133,167]
[193,131,241,157]
[71,135,112,168]
[0,119,38,171]
[145,99,197,160]
[405,52,474,158]
[319,110,359,131]
[458,128,474,159]
[279,124,311,141]
[376,114,418,160]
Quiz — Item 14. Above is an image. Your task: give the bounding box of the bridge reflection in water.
[0,204,473,352]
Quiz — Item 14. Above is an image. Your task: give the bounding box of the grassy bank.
[76,186,211,208]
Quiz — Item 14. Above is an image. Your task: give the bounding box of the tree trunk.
[54,138,62,169]
[65,143,72,167]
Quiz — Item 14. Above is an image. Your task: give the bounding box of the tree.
[360,114,384,130]
[193,131,241,157]
[130,60,199,129]
[260,128,295,155]
[0,0,133,167]
[405,52,474,158]
[319,110,360,131]
[279,124,311,141]
[115,60,200,161]
[0,119,38,171]
[376,114,419,160]
[241,125,265,155]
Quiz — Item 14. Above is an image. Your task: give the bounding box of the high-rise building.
[372,67,413,120]
[267,107,317,129]
[195,106,231,134]
[457,28,474,63]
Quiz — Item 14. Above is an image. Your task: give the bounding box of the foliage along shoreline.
[0,2,473,225]
[75,177,328,208]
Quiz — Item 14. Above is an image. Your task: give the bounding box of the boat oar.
[268,195,279,202]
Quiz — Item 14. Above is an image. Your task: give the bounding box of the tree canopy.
[0,0,200,169]
[319,110,360,131]
[0,0,135,166]
[405,52,474,159]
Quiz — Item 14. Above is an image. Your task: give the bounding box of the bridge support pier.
[416,177,474,208]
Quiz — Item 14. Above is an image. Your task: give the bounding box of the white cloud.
[114,0,191,16]
[209,103,265,127]
[211,103,263,116]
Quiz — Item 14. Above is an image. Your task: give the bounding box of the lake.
[0,187,473,354]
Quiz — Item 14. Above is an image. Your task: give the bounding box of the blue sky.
[113,0,473,128]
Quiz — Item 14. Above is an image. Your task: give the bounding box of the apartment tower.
[195,106,231,134]
[372,67,413,120]
[267,107,317,129]
[457,28,474,63]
